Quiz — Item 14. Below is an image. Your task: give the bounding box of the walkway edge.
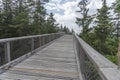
[73,35,83,80]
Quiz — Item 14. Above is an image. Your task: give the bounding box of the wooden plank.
[0,35,80,80]
[100,68,120,80]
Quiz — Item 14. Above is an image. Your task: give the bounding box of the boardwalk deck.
[0,35,80,80]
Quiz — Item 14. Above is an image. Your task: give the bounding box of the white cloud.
[50,0,62,3]
[107,0,115,6]
[53,0,81,33]
[45,0,116,33]
[87,0,102,15]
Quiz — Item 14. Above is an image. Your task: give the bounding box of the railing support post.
[4,42,11,63]
[42,36,45,45]
[39,37,42,47]
[31,38,34,51]
[48,35,52,42]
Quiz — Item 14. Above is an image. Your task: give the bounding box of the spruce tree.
[95,0,113,42]
[32,0,46,34]
[0,0,14,38]
[46,13,57,33]
[12,0,30,36]
[94,0,113,54]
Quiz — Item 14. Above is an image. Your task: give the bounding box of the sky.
[45,0,116,33]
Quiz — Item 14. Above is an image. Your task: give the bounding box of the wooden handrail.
[74,34,120,80]
[0,33,64,43]
[0,33,64,66]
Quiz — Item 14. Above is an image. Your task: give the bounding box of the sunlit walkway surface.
[0,35,80,80]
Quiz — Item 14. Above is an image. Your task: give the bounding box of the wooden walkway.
[0,35,80,80]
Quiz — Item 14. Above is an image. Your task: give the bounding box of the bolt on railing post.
[31,38,34,51]
[4,42,11,63]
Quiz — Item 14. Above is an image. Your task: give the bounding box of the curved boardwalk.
[0,35,80,80]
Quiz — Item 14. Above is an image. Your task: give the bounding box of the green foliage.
[12,12,30,36]
[92,0,116,56]
[105,37,118,55]
[113,0,120,38]
[76,0,118,64]
[95,0,113,42]
[80,32,96,46]
[114,0,120,13]
[0,0,60,39]
[45,13,58,33]
[31,0,46,34]
[105,55,118,64]
[12,0,30,36]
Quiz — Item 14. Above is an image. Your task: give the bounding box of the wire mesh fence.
[74,35,102,80]
[0,43,5,66]
[0,33,64,66]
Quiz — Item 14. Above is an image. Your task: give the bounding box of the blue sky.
[45,0,115,33]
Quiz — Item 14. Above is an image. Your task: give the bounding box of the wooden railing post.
[42,36,45,45]
[31,38,34,51]
[4,42,11,63]
[48,35,50,42]
[39,36,42,47]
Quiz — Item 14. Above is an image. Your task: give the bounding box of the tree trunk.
[117,39,120,66]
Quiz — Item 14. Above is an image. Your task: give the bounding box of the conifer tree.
[0,0,62,39]
[76,0,93,35]
[0,0,14,38]
[94,0,113,54]
[95,0,113,42]
[32,0,46,34]
[12,0,30,36]
[63,26,70,34]
[45,13,57,33]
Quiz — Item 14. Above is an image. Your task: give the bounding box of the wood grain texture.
[0,35,80,80]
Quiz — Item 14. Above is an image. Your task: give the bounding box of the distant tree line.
[59,25,75,34]
[76,0,120,64]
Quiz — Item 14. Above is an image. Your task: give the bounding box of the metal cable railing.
[0,33,64,66]
[74,34,120,80]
